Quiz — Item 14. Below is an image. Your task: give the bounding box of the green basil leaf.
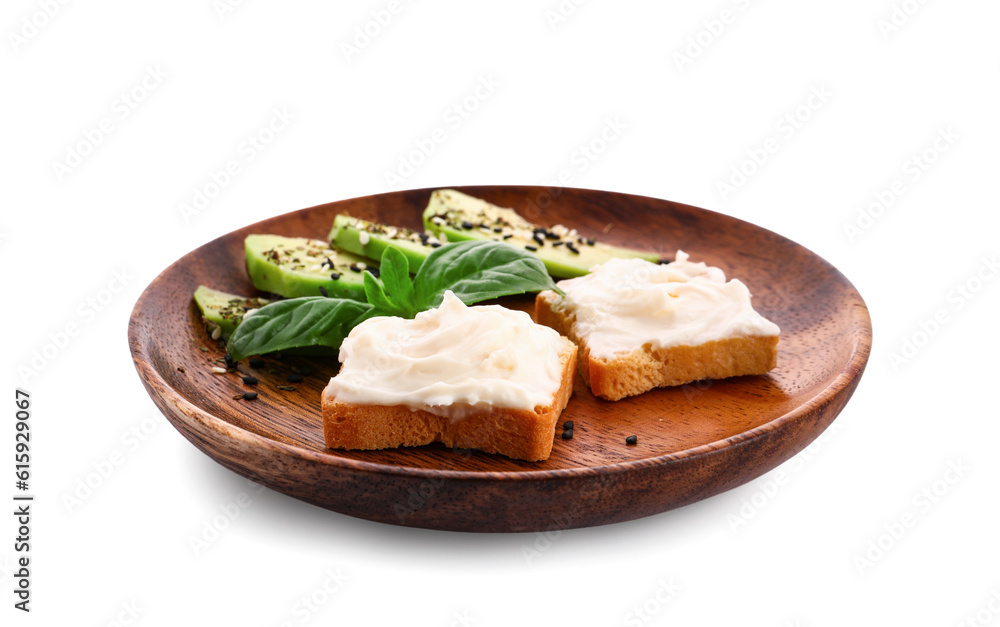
[363,271,408,318]
[227,297,374,361]
[378,246,415,313]
[412,240,562,310]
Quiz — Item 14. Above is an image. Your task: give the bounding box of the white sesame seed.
[357,262,367,270]
[210,325,222,341]
[431,216,445,226]
[359,231,370,246]
[385,227,397,238]
[242,309,258,320]
[211,366,227,374]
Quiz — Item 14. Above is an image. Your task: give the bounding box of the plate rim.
[128,185,872,482]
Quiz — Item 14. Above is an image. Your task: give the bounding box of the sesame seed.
[349,264,361,272]
[493,227,502,233]
[359,231,370,246]
[626,435,638,445]
[430,242,442,248]
[502,234,513,240]
[658,258,672,265]
[211,367,227,374]
[287,374,303,383]
[418,232,430,244]
[553,241,564,247]
[532,233,545,246]
[586,238,595,246]
[561,429,574,440]
[566,243,580,255]
[210,325,222,341]
[318,286,329,297]
[242,376,258,385]
[461,220,474,229]
[368,267,380,278]
[525,245,537,251]
[563,420,574,430]
[224,353,234,367]
[330,272,341,280]
[357,262,367,270]
[242,391,258,401]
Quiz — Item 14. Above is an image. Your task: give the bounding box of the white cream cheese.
[549,251,780,359]
[323,291,567,418]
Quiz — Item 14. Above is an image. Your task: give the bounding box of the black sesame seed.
[242,391,258,401]
[502,234,513,240]
[658,258,672,265]
[563,420,574,430]
[368,267,380,278]
[323,256,334,269]
[493,227,502,233]
[545,231,559,240]
[249,358,264,368]
[525,245,538,251]
[430,242,442,248]
[242,376,258,385]
[626,435,638,445]
[287,374,304,383]
[318,286,329,297]
[566,243,580,255]
[349,264,361,273]
[418,232,429,244]
[553,241,564,247]
[533,227,547,234]
[224,353,235,366]
[461,220,474,229]
[562,429,574,440]
[330,272,341,280]
[586,238,595,246]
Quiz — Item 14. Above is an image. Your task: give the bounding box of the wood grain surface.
[127,185,872,532]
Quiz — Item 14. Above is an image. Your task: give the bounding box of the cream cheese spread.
[323,291,567,418]
[549,251,780,359]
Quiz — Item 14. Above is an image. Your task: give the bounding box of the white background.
[3,0,999,625]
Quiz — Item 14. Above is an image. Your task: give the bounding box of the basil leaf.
[378,246,416,313]
[227,297,374,361]
[412,240,562,310]
[362,247,415,318]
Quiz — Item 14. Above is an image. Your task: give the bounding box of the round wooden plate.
[128,186,871,532]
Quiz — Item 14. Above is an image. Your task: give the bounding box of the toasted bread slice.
[322,339,577,462]
[536,290,778,401]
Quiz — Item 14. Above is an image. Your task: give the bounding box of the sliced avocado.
[193,285,270,341]
[328,215,440,272]
[422,189,659,278]
[245,234,373,299]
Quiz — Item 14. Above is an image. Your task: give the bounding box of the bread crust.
[322,339,577,462]
[535,290,778,401]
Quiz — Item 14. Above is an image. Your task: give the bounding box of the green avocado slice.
[422,189,659,278]
[244,234,372,299]
[193,285,270,341]
[328,215,439,273]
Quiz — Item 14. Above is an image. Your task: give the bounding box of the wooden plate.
[128,186,871,532]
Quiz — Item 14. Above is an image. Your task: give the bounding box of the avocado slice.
[328,215,440,272]
[422,189,659,278]
[245,234,373,299]
[193,285,270,341]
